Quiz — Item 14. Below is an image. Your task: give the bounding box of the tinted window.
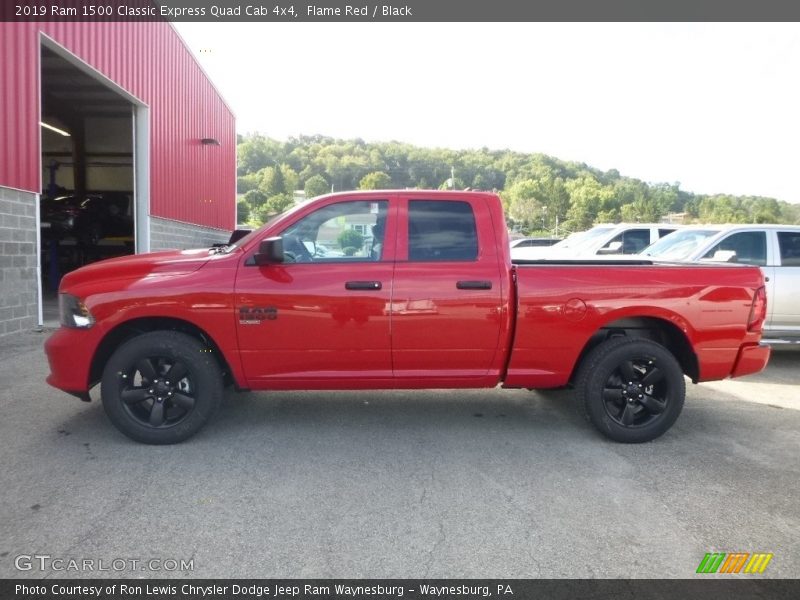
[601,229,650,254]
[778,231,800,266]
[408,200,478,261]
[658,228,678,238]
[703,231,767,266]
[622,229,651,254]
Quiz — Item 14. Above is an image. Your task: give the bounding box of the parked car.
[642,224,800,341]
[510,237,562,249]
[40,192,133,245]
[511,223,681,260]
[45,190,768,445]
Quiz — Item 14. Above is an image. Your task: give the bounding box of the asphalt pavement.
[1,330,798,579]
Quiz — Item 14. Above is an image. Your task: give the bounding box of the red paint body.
[0,21,235,230]
[44,191,769,396]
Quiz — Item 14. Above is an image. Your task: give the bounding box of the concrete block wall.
[0,186,39,336]
[149,217,230,252]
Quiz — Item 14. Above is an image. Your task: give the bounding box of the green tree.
[266,193,294,215]
[337,229,364,251]
[359,171,392,190]
[236,198,250,224]
[237,173,260,194]
[304,174,330,198]
[259,165,286,196]
[243,189,267,213]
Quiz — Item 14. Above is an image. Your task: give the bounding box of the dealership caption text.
[16,583,510,598]
[15,4,413,19]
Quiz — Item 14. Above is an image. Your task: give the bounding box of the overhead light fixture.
[201,137,220,146]
[40,121,71,137]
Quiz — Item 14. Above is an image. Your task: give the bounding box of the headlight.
[59,294,94,328]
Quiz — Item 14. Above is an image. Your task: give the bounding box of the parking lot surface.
[1,331,798,579]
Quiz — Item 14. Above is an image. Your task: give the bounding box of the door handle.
[456,280,493,290]
[345,281,382,290]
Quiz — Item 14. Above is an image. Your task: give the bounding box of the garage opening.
[39,43,139,312]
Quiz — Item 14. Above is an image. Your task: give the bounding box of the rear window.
[778,231,800,266]
[408,200,478,261]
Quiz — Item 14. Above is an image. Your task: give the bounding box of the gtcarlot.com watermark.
[14,554,194,573]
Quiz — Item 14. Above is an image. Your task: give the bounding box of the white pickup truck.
[643,224,800,342]
[511,223,680,260]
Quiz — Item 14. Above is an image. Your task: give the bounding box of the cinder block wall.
[150,217,230,252]
[0,186,38,336]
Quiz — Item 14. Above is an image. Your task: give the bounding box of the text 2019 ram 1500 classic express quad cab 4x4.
[45,190,770,444]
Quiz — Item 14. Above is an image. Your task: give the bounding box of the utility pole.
[450,166,455,189]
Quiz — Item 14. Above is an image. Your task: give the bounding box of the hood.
[60,248,213,291]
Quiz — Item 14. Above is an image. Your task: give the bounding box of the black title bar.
[4,0,800,22]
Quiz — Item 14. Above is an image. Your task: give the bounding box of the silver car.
[643,224,800,341]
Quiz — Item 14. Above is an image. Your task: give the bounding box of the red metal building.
[0,21,236,335]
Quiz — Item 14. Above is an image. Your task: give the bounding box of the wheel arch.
[89,317,238,389]
[570,315,700,385]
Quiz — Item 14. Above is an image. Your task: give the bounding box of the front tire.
[101,331,223,444]
[576,337,685,443]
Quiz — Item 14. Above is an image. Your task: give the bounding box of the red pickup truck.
[45,190,770,444]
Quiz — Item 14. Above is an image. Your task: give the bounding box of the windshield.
[551,227,610,250]
[642,229,720,260]
[563,226,615,252]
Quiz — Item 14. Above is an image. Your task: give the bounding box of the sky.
[174,23,800,203]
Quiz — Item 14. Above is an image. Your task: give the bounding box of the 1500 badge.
[239,306,278,324]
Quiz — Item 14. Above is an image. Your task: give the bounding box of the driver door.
[235,196,397,387]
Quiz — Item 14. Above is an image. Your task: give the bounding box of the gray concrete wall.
[0,186,38,336]
[149,216,230,251]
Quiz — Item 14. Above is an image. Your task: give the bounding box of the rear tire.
[101,331,223,444]
[576,337,685,443]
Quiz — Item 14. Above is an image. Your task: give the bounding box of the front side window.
[778,231,800,266]
[279,200,388,262]
[599,229,649,254]
[702,231,767,266]
[408,200,478,261]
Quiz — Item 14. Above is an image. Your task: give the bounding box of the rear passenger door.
[391,196,504,381]
[772,230,800,335]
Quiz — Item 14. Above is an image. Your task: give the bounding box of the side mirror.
[701,250,737,263]
[713,250,737,262]
[597,241,623,255]
[253,237,284,265]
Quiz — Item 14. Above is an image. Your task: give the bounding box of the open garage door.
[39,42,146,297]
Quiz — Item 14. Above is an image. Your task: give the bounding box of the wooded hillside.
[236,134,800,233]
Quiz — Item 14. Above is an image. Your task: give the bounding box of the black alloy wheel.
[119,356,195,429]
[101,331,223,444]
[576,337,686,443]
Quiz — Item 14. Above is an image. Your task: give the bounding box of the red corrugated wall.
[0,21,235,230]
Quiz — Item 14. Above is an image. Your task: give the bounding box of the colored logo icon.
[696,552,773,574]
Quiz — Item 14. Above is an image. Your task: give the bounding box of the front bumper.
[44,327,97,395]
[731,342,771,378]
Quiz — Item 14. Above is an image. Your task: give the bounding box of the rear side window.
[408,200,478,261]
[703,231,767,266]
[778,231,800,266]
[658,228,677,238]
